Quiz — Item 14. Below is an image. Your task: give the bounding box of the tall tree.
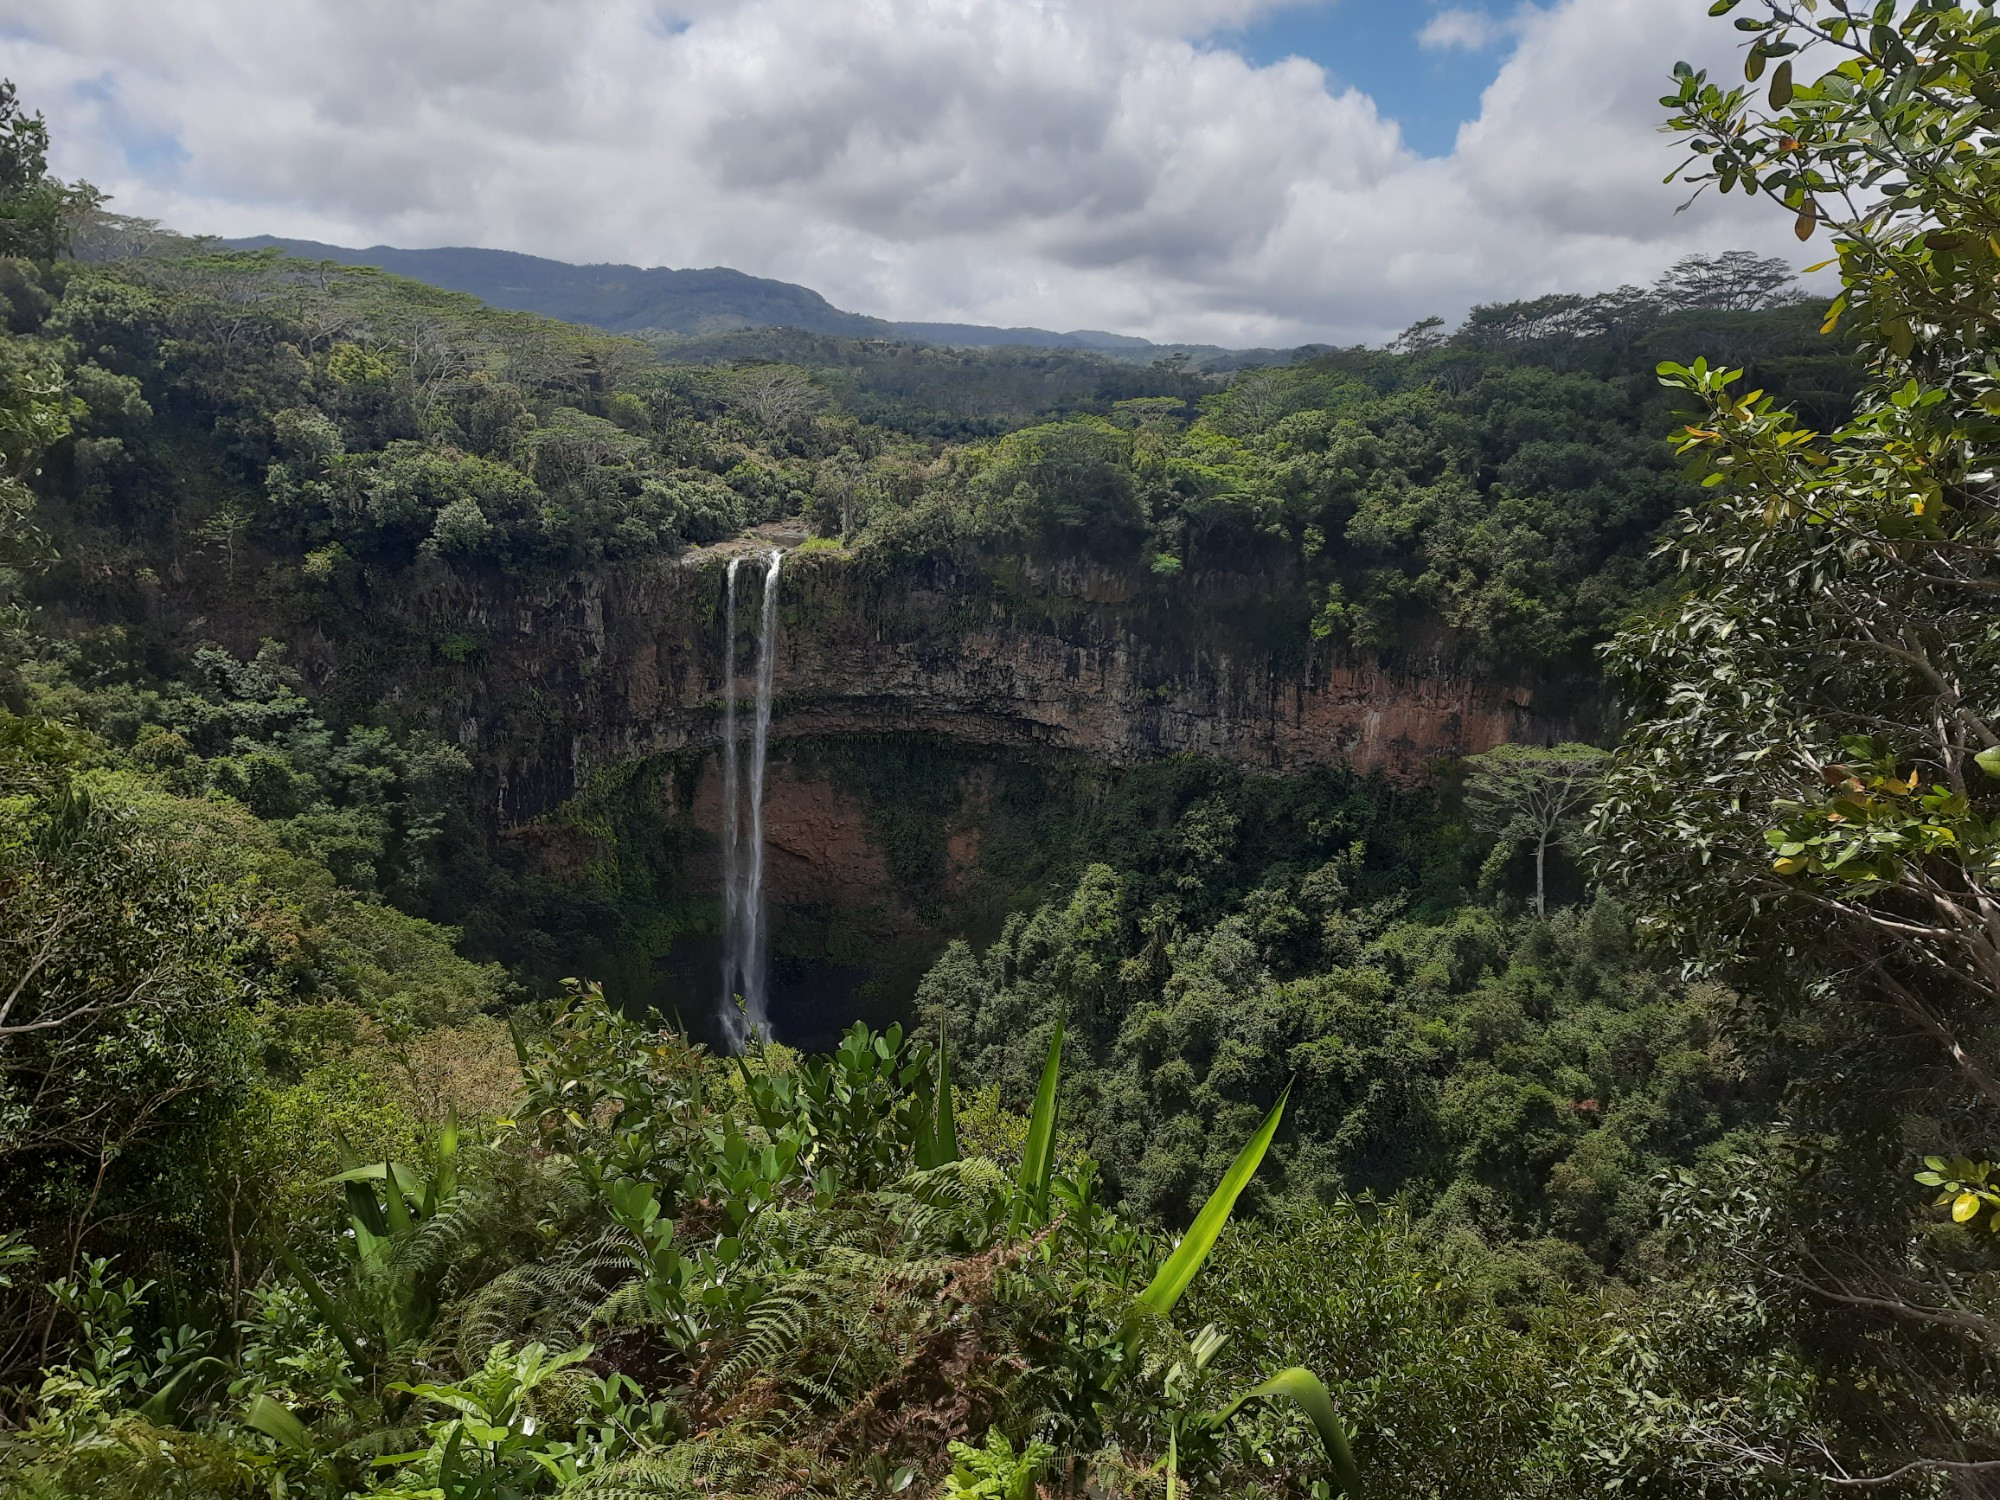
[0,81,101,260]
[1652,249,1800,311]
[1596,2,2000,1486]
[1464,743,1607,918]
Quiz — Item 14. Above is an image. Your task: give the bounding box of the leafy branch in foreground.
[1609,0,2000,1103]
[1591,0,2000,1488]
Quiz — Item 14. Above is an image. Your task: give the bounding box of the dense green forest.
[4,2,2000,1494]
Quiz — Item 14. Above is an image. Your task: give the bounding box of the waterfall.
[719,556,745,1042]
[741,549,782,1039]
[719,548,782,1049]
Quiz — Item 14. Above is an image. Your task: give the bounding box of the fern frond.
[573,1430,838,1499]
[712,1273,833,1391]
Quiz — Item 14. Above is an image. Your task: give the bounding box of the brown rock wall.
[334,542,1581,825]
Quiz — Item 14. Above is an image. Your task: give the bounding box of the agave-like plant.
[1008,1027,1360,1497]
[1008,1019,1065,1236]
[279,1109,462,1396]
[913,1018,960,1171]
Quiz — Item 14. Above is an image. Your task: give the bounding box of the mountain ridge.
[224,236,1186,354]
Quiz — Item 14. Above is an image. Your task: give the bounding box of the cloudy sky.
[2,0,1810,345]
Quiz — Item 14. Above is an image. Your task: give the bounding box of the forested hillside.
[4,2,1999,1494]
[224,237,899,340]
[219,235,1261,361]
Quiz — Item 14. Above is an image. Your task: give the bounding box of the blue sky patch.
[121,128,188,175]
[1212,0,1523,158]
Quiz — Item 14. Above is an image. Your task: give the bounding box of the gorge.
[158,533,1590,1044]
[7,10,1995,1491]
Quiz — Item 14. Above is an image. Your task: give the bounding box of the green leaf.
[1136,1086,1289,1323]
[378,1161,416,1238]
[277,1247,366,1371]
[1211,1367,1361,1498]
[138,1357,228,1425]
[430,1107,458,1213]
[245,1394,315,1458]
[1770,59,1794,107]
[935,1019,959,1165]
[912,1060,939,1171]
[1974,747,2000,778]
[1011,1019,1064,1232]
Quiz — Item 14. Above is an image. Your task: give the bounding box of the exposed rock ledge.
[347,543,1582,824]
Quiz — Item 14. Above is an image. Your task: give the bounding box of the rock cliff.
[330,535,1583,825]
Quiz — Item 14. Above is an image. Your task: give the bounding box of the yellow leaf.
[1955,1192,1981,1223]
[1773,856,1806,875]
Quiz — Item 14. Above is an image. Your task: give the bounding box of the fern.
[884,1159,1011,1249]
[573,1430,838,1499]
[712,1276,830,1392]
[451,1249,619,1373]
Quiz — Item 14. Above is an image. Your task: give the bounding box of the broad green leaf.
[246,1393,314,1457]
[430,1107,458,1212]
[1211,1366,1360,1498]
[379,1161,416,1238]
[1974,746,2000,778]
[1955,1192,1981,1223]
[1136,1086,1289,1323]
[935,1020,959,1165]
[138,1357,227,1425]
[1770,59,1794,107]
[912,1063,938,1171]
[1012,1019,1064,1231]
[277,1247,366,1370]
[916,1020,960,1170]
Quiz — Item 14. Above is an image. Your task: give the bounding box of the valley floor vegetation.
[4,0,2000,1494]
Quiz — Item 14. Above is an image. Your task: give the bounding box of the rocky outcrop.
[317,533,1583,824]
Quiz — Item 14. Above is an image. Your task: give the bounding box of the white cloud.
[1419,7,1509,52]
[0,0,1813,346]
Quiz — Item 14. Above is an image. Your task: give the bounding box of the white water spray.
[720,556,745,1039]
[719,549,782,1049]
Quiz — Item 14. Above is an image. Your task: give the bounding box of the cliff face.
[335,536,1581,824]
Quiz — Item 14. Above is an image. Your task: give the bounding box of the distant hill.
[892,321,1155,352]
[225,237,898,339]
[224,237,1215,356]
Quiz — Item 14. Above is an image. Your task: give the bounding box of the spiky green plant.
[280,1110,463,1392]
[1009,1020,1064,1235]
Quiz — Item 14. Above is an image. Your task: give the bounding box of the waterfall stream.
[720,557,745,1040]
[719,549,782,1048]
